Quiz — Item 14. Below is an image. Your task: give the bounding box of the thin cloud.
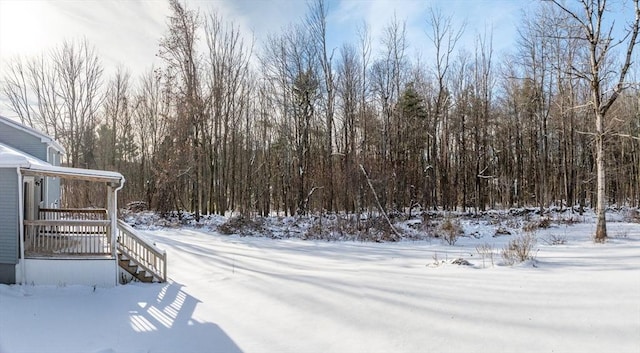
[0,0,170,78]
[0,0,531,79]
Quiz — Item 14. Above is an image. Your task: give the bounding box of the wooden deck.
[22,208,167,282]
[24,208,112,257]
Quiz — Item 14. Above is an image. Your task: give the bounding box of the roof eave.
[41,137,66,154]
[20,166,124,186]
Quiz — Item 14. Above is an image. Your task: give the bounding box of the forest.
[2,0,639,234]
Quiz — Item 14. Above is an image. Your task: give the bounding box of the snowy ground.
[1,211,639,353]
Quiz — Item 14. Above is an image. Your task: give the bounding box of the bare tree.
[159,0,205,220]
[426,7,464,210]
[471,29,495,212]
[132,67,170,208]
[2,39,103,168]
[4,0,640,219]
[370,15,409,211]
[548,0,640,241]
[1,59,35,127]
[336,43,361,212]
[261,22,320,215]
[307,0,337,212]
[203,12,252,215]
[100,66,131,169]
[53,39,104,168]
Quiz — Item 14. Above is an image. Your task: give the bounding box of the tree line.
[2,0,639,239]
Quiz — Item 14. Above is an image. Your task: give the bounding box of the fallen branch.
[359,164,401,240]
[613,133,640,141]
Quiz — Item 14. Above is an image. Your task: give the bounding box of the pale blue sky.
[0,0,539,77]
[2,0,637,120]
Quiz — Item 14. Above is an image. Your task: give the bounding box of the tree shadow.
[0,281,243,353]
[115,281,243,353]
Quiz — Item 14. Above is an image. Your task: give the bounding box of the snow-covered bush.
[419,213,439,239]
[505,218,522,229]
[218,215,266,236]
[299,215,402,242]
[126,201,148,212]
[555,215,582,225]
[538,217,552,228]
[359,216,401,242]
[623,208,640,223]
[501,233,537,265]
[522,217,551,233]
[304,221,325,240]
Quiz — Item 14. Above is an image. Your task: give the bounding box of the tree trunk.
[595,111,607,241]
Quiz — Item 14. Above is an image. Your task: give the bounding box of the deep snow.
[1,211,639,353]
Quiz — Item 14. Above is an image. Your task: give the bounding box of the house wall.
[0,122,63,208]
[0,122,48,161]
[46,149,62,207]
[45,177,60,208]
[0,168,19,284]
[48,148,61,166]
[0,265,14,284]
[22,258,117,287]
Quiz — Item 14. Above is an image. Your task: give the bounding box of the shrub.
[420,213,438,235]
[439,218,463,245]
[301,215,402,242]
[543,233,567,245]
[475,243,495,268]
[218,215,265,236]
[505,218,522,229]
[303,220,327,240]
[356,216,400,242]
[502,233,537,265]
[522,221,538,233]
[422,222,438,239]
[428,252,446,267]
[126,201,148,212]
[556,216,581,225]
[522,217,551,232]
[623,209,640,223]
[538,217,552,228]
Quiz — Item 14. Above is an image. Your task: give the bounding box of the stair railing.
[116,220,167,282]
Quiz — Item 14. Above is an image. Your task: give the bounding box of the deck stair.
[118,253,155,283]
[116,220,167,283]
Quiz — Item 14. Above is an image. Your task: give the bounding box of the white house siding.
[23,258,117,287]
[0,168,18,284]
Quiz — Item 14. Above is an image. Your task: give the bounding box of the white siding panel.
[24,258,117,287]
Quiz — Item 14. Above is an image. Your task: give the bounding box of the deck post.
[17,169,26,285]
[107,183,118,285]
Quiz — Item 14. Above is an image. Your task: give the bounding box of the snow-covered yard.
[1,213,639,353]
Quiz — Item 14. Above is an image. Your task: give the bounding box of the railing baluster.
[115,220,166,282]
[24,219,111,256]
[30,208,110,256]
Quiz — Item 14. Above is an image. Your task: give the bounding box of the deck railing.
[116,220,167,282]
[39,208,108,221]
[23,208,167,282]
[24,219,112,256]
